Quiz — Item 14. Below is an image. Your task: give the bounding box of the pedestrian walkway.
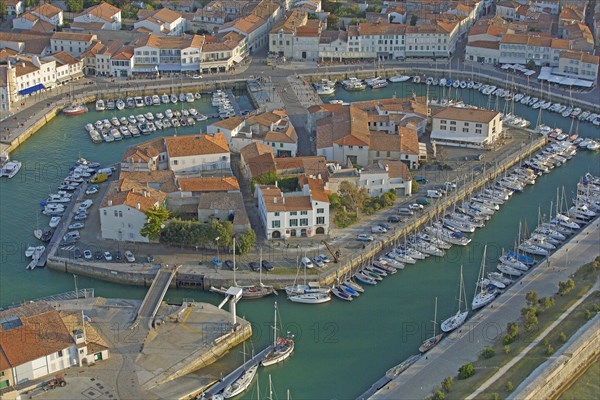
[371,218,600,400]
[466,280,600,399]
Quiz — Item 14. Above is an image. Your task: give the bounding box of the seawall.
[509,314,600,400]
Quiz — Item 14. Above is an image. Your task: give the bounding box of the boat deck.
[225,89,242,116]
[202,344,273,397]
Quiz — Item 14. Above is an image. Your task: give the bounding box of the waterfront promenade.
[370,217,600,400]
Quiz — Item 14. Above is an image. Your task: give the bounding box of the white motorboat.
[488,272,513,286]
[115,99,125,110]
[49,216,61,228]
[261,302,295,366]
[170,94,178,104]
[389,75,411,83]
[152,95,160,105]
[1,160,22,178]
[472,245,497,310]
[441,266,468,333]
[161,94,170,104]
[134,96,144,107]
[25,246,36,257]
[185,93,195,102]
[95,99,105,111]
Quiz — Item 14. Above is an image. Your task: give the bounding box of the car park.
[319,254,331,263]
[83,249,92,260]
[103,251,112,261]
[249,261,260,272]
[114,250,122,261]
[388,215,401,223]
[261,260,274,271]
[125,250,135,263]
[357,234,374,242]
[68,222,85,230]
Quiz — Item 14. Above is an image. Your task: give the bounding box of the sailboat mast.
[273,302,277,348]
[268,374,273,400]
[433,297,438,337]
[458,265,464,312]
[233,238,237,286]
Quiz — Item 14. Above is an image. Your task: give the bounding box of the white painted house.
[30,3,63,27]
[431,107,503,149]
[73,2,122,31]
[134,8,185,36]
[51,32,97,57]
[256,182,329,239]
[4,0,25,17]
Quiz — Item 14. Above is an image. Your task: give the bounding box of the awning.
[18,83,45,96]
[524,70,536,76]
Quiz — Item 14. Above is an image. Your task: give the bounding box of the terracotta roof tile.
[0,303,74,369]
[32,3,62,18]
[101,180,167,212]
[210,116,244,130]
[560,50,599,65]
[467,40,500,49]
[79,1,120,22]
[248,152,276,177]
[120,170,178,193]
[177,176,240,192]
[240,142,274,163]
[52,32,96,42]
[165,133,229,157]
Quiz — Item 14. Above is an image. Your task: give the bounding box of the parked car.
[426,190,442,198]
[114,250,122,261]
[357,234,374,242]
[312,257,324,268]
[79,199,93,210]
[125,250,135,263]
[414,176,429,184]
[261,260,274,272]
[73,213,88,221]
[398,207,414,215]
[445,181,457,190]
[371,225,387,233]
[64,231,80,241]
[147,255,154,263]
[68,222,85,230]
[224,260,236,270]
[409,203,424,210]
[192,74,203,79]
[249,261,260,272]
[73,248,82,259]
[388,215,401,223]
[95,250,103,260]
[83,249,92,260]
[300,256,314,269]
[85,185,99,195]
[103,251,113,261]
[415,197,431,206]
[319,254,331,263]
[379,223,390,230]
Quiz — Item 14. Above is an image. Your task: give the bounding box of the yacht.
[115,99,125,110]
[185,93,195,102]
[152,95,161,105]
[288,292,331,304]
[161,94,170,104]
[261,302,295,366]
[388,75,411,82]
[106,98,115,110]
[222,364,258,398]
[472,245,496,310]
[170,94,178,104]
[134,97,144,107]
[95,99,105,111]
[63,103,88,115]
[1,160,22,178]
[126,97,135,108]
[441,266,468,332]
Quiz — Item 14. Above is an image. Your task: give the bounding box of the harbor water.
[0,84,598,399]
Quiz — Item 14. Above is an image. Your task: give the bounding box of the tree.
[558,279,575,295]
[558,332,567,343]
[482,347,495,359]
[236,228,256,255]
[507,322,519,338]
[338,181,368,212]
[329,193,342,209]
[526,59,536,70]
[522,307,538,331]
[213,221,233,251]
[526,291,538,307]
[0,1,6,20]
[540,297,555,310]
[140,206,169,241]
[491,394,500,400]
[327,14,340,28]
[432,390,445,400]
[504,335,514,345]
[411,179,421,192]
[441,376,453,392]
[504,345,511,354]
[66,0,84,13]
[458,363,475,379]
[410,14,418,26]
[545,344,554,355]
[506,381,514,392]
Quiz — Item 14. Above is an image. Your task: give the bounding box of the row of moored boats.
[84,108,207,143]
[95,92,201,112]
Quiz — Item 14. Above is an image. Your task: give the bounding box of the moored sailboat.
[419,297,442,353]
[441,266,468,332]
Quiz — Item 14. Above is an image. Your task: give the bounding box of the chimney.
[275,180,278,188]
[136,203,141,210]
[143,190,149,197]
[317,174,322,180]
[273,197,277,204]
[108,200,112,206]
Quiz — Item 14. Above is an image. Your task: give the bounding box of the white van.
[426,190,442,198]
[97,167,113,176]
[371,225,387,233]
[300,256,314,269]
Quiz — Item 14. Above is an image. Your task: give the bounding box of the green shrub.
[432,390,445,400]
[458,363,475,380]
[504,345,511,354]
[545,344,555,356]
[441,376,453,392]
[558,332,567,343]
[506,381,514,392]
[482,347,495,359]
